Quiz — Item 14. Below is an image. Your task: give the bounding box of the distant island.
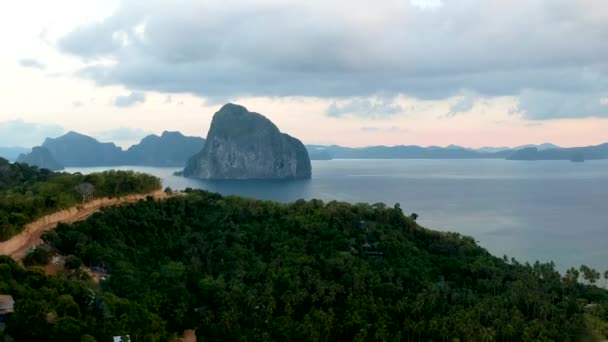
[184,103,311,180]
[570,151,585,162]
[506,144,608,161]
[307,149,332,160]
[124,131,205,166]
[15,146,63,170]
[306,144,511,159]
[16,131,205,170]
[306,142,608,161]
[4,118,607,170]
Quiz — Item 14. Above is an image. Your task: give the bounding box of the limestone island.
[183,103,311,180]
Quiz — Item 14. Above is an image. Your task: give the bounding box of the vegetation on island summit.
[0,188,605,341]
[0,157,161,241]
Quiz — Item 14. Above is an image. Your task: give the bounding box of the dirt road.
[0,190,168,261]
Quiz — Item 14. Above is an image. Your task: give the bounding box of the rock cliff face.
[184,104,311,180]
[17,146,64,170]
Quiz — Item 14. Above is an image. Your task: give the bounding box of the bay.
[66,159,608,272]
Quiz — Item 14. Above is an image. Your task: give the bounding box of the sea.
[66,159,608,273]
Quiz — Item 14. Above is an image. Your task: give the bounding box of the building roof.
[0,295,14,314]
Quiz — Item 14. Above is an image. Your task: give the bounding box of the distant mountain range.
[14,131,205,170]
[306,142,608,161]
[305,144,510,159]
[475,143,561,153]
[506,144,608,161]
[4,131,607,171]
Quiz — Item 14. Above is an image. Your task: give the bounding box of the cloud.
[0,120,64,147]
[164,95,172,104]
[361,126,407,133]
[113,91,145,107]
[18,58,46,70]
[410,0,443,10]
[447,91,478,117]
[73,101,84,108]
[327,97,403,118]
[57,0,608,119]
[516,89,608,120]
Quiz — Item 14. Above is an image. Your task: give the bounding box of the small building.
[359,221,368,231]
[0,295,14,331]
[0,295,14,315]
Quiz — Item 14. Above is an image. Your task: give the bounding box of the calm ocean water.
[66,159,608,272]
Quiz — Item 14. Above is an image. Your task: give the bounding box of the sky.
[1,0,607,149]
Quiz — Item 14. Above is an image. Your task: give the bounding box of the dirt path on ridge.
[0,190,168,262]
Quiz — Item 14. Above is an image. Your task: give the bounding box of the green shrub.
[64,255,82,270]
[81,334,97,342]
[23,248,50,266]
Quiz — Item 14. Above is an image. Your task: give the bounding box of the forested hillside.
[5,190,605,341]
[0,157,161,240]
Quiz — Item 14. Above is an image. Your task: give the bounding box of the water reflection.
[190,178,313,202]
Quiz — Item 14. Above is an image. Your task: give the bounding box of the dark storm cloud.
[58,0,608,119]
[18,58,46,70]
[113,91,145,107]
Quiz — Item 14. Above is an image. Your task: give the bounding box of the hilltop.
[1,189,605,340]
[0,157,161,240]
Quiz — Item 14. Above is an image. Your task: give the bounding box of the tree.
[565,267,580,285]
[23,247,50,266]
[75,182,95,203]
[81,334,97,342]
[65,255,83,270]
[56,294,81,319]
[410,213,419,221]
[580,265,600,285]
[49,317,83,341]
[20,189,608,341]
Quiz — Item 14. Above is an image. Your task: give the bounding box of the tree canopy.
[0,158,161,240]
[9,189,602,341]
